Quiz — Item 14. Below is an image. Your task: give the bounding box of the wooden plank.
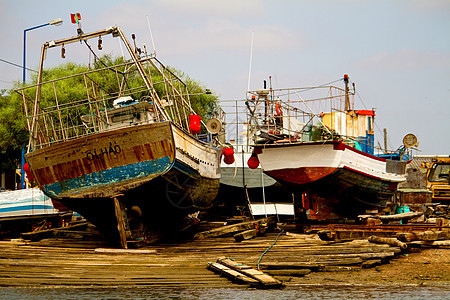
[259,257,364,270]
[410,240,450,248]
[114,196,128,249]
[266,269,311,277]
[362,259,382,269]
[368,236,408,250]
[194,217,276,239]
[94,248,157,254]
[234,228,266,242]
[378,211,423,221]
[207,262,259,285]
[217,257,283,288]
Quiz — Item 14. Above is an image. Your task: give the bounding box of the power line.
[0,80,14,85]
[0,58,37,72]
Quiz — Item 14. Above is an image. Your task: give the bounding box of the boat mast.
[344,74,351,111]
[28,26,173,149]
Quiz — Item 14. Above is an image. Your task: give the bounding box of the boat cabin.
[81,97,156,131]
[320,109,375,155]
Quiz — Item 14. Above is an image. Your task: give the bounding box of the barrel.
[395,205,410,214]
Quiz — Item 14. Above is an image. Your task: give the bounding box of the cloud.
[358,49,450,71]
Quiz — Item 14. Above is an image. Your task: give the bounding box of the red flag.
[70,13,81,24]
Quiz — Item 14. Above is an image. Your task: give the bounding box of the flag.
[70,13,81,24]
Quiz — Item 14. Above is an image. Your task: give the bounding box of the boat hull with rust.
[26,121,221,239]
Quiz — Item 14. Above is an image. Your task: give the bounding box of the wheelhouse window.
[428,163,450,182]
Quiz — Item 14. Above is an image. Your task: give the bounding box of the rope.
[257,229,284,270]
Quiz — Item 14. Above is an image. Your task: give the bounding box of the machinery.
[427,156,450,202]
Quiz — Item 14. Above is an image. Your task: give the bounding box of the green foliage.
[0,90,28,173]
[0,55,220,172]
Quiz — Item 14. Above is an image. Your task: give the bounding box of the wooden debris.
[409,240,450,248]
[362,259,382,269]
[397,230,450,242]
[94,248,157,254]
[194,217,275,239]
[368,236,408,250]
[217,257,283,288]
[266,269,311,277]
[20,221,91,241]
[259,258,364,270]
[207,262,259,285]
[234,227,266,242]
[378,211,423,222]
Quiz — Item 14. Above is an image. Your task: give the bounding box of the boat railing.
[220,85,353,151]
[16,55,196,151]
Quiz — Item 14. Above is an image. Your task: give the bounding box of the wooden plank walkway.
[0,231,407,288]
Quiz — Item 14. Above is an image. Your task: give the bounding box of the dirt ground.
[289,247,450,286]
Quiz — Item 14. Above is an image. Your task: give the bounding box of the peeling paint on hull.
[43,156,173,199]
[26,122,176,199]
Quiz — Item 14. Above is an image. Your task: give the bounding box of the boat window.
[427,163,450,182]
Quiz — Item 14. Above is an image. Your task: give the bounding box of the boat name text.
[86,142,122,161]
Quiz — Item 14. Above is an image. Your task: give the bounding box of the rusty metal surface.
[310,223,450,233]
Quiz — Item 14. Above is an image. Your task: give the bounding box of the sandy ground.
[286,247,450,286]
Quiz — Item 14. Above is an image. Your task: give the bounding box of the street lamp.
[22,18,63,83]
[21,18,62,190]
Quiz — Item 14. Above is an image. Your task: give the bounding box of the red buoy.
[189,114,201,134]
[222,147,235,164]
[23,162,34,182]
[247,153,259,169]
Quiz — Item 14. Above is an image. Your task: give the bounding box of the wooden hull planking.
[26,121,176,199]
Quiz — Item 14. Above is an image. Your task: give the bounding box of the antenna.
[146,15,157,56]
[247,31,254,93]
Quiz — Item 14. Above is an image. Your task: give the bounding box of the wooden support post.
[113,194,128,249]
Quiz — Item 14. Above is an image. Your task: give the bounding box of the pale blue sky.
[0,0,449,154]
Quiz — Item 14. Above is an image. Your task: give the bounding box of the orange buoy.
[189,114,201,134]
[222,147,235,164]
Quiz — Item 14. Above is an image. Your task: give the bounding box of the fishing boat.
[247,75,409,220]
[15,26,221,247]
[0,188,68,238]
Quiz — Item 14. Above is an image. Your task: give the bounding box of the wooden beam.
[194,217,276,239]
[113,196,128,249]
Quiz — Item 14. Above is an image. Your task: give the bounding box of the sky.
[0,0,449,155]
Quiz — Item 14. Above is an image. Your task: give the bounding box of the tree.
[0,89,28,174]
[0,55,220,173]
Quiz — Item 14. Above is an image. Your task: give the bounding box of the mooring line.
[257,229,284,270]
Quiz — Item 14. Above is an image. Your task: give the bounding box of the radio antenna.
[247,31,254,93]
[146,15,157,56]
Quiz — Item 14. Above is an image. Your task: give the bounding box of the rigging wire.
[352,83,394,152]
[0,58,37,72]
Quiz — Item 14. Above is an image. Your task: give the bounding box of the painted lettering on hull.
[34,139,173,186]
